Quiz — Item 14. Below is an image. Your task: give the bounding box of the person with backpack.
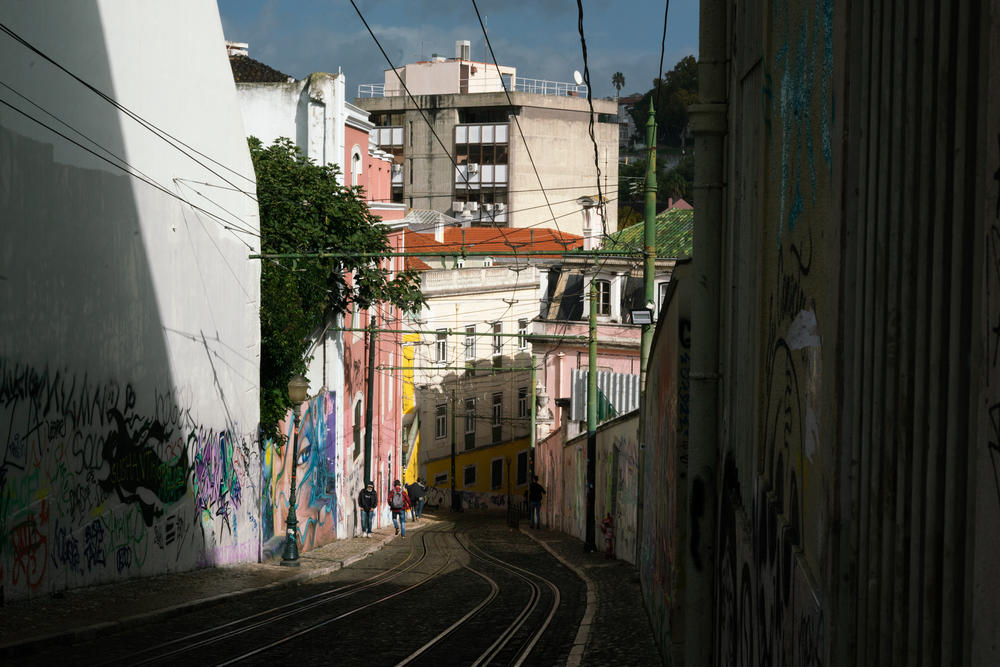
[388,480,411,537]
[407,477,427,523]
[357,481,377,538]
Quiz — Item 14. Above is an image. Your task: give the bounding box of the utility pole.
[364,314,376,485]
[636,98,657,562]
[641,98,657,392]
[450,387,460,512]
[585,278,598,552]
[530,362,537,480]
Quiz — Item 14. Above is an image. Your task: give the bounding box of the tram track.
[59,518,578,666]
[98,528,450,666]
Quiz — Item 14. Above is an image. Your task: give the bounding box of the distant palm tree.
[612,71,625,99]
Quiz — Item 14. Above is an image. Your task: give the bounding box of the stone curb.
[519,527,598,667]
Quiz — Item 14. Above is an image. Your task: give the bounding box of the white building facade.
[1,2,261,600]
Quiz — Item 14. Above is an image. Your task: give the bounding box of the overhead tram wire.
[0,78,260,241]
[0,22,259,200]
[0,96,260,248]
[471,0,574,249]
[348,0,523,260]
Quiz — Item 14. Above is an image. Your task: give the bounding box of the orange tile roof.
[401,227,583,268]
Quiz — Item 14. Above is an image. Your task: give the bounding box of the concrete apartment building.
[356,40,619,238]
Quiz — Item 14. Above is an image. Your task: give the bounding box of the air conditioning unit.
[466,201,480,213]
[495,203,506,213]
[452,201,465,212]
[391,163,402,176]
[481,203,494,214]
[467,163,480,174]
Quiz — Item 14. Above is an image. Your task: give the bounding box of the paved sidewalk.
[520,526,664,666]
[0,516,431,656]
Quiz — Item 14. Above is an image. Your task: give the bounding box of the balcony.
[357,76,588,99]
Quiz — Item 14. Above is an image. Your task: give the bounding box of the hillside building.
[356,41,618,238]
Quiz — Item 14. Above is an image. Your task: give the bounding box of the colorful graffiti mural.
[0,359,260,602]
[262,390,365,553]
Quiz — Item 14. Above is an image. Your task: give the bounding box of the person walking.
[388,480,411,537]
[407,477,427,522]
[528,475,546,529]
[358,481,377,538]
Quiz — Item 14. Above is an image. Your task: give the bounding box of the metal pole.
[250,249,639,260]
[636,98,658,564]
[450,387,460,511]
[280,403,302,566]
[530,362,537,479]
[364,316,376,485]
[585,279,598,552]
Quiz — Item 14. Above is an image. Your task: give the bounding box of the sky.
[216,0,699,100]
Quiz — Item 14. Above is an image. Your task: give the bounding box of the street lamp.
[280,374,309,566]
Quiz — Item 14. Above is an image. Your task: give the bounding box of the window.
[434,329,447,363]
[434,472,448,486]
[516,451,529,486]
[518,387,529,418]
[464,325,476,360]
[464,398,476,450]
[463,464,477,487]
[353,401,362,458]
[351,149,362,187]
[517,319,528,349]
[659,281,669,312]
[595,279,611,316]
[492,322,503,355]
[491,458,503,490]
[435,403,447,439]
[483,256,494,267]
[492,392,503,443]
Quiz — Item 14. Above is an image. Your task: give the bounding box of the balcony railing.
[357,77,588,99]
[511,77,588,97]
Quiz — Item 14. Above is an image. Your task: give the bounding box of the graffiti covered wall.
[0,3,261,601]
[0,365,260,600]
[263,391,351,554]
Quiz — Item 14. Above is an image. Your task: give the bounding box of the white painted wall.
[0,1,260,600]
[236,72,347,181]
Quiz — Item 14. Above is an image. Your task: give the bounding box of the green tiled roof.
[607,207,694,259]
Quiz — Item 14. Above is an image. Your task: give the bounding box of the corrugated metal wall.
[570,369,641,422]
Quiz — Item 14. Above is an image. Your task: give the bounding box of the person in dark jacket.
[388,480,411,537]
[528,475,546,529]
[407,478,427,523]
[358,481,377,538]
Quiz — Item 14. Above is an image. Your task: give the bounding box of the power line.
[348,0,524,259]
[0,96,260,248]
[0,22,258,199]
[471,0,569,244]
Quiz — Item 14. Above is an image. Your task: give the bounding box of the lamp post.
[281,374,309,566]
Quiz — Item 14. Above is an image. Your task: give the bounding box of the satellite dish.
[573,70,583,86]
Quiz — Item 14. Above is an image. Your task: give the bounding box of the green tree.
[631,54,698,147]
[252,137,425,440]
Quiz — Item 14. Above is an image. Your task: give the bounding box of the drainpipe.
[686,0,727,662]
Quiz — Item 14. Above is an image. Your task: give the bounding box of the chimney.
[456,40,471,60]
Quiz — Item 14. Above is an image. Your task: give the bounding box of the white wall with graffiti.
[0,3,261,602]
